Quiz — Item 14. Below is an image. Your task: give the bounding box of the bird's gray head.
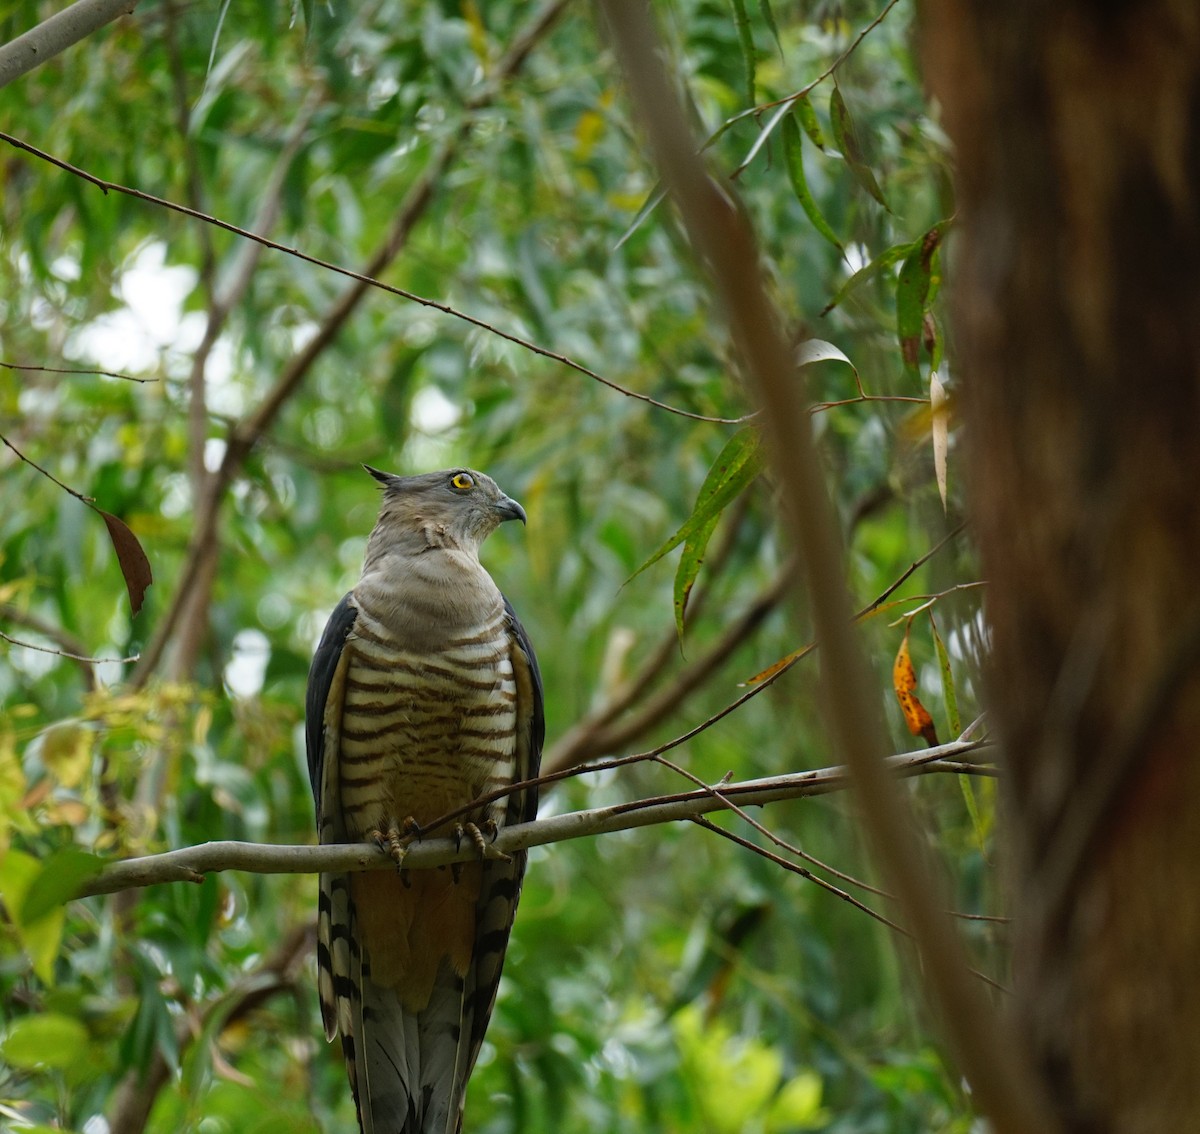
[362,465,526,562]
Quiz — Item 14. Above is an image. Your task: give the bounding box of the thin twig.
[1,432,95,502]
[0,129,742,428]
[0,628,138,666]
[0,360,155,382]
[691,817,1008,994]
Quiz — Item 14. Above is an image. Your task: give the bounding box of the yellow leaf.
[40,722,93,789]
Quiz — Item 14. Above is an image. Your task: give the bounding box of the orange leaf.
[893,626,939,746]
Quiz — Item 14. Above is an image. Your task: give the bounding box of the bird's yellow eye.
[450,472,475,492]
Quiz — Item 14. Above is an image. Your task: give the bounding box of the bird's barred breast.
[337,604,519,837]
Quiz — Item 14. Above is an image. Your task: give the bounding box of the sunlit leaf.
[766,1069,829,1130]
[0,849,66,983]
[38,721,92,789]
[782,114,843,252]
[796,338,856,373]
[930,371,949,510]
[1,1013,89,1070]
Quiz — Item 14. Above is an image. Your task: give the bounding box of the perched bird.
[305,466,544,1134]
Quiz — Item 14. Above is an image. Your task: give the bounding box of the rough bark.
[923,3,1200,1130]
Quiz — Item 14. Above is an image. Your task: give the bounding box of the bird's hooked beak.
[493,494,527,526]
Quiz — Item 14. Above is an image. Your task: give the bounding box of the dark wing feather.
[305,592,359,810]
[503,592,545,823]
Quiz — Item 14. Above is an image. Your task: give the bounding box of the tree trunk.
[923,3,1200,1129]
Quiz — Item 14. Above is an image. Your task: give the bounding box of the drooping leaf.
[735,98,794,176]
[757,0,782,57]
[893,624,939,746]
[728,0,757,106]
[91,506,153,616]
[795,338,856,373]
[895,221,949,381]
[614,183,666,250]
[673,513,719,639]
[782,114,843,252]
[820,240,914,316]
[793,93,827,151]
[20,847,105,924]
[632,428,762,583]
[829,85,889,210]
[929,613,960,737]
[930,371,949,510]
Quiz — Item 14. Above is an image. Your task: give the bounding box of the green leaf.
[21,847,105,924]
[2,1012,90,1070]
[0,849,66,984]
[614,183,666,251]
[793,93,827,150]
[829,85,889,210]
[929,614,961,737]
[896,222,948,381]
[782,114,843,252]
[632,428,763,583]
[728,0,757,106]
[820,240,914,316]
[766,1069,828,1130]
[757,0,782,57]
[674,512,720,638]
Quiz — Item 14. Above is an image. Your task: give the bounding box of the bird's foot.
[452,820,511,875]
[369,815,422,871]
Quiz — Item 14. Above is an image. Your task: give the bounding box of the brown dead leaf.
[92,507,153,616]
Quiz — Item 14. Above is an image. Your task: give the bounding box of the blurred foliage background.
[0,0,998,1130]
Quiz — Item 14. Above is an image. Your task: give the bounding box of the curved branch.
[77,744,993,897]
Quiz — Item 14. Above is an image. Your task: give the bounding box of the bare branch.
[0,360,155,382]
[0,0,139,90]
[77,745,992,897]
